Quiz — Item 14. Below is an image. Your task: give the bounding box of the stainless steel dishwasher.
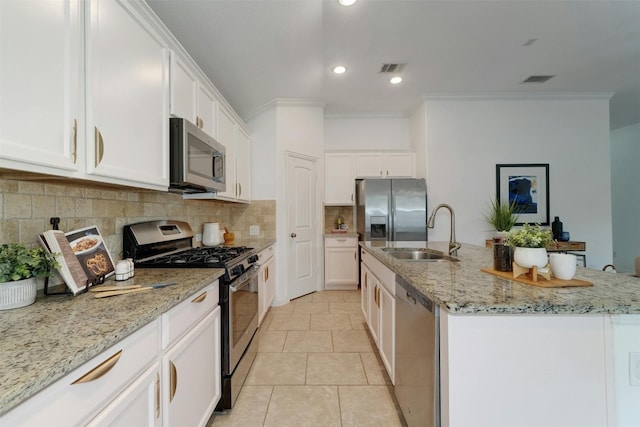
[394,276,440,427]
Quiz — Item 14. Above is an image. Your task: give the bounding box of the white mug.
[202,223,221,246]
[549,253,577,280]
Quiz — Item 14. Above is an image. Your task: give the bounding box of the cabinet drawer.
[259,245,275,263]
[325,237,357,248]
[161,282,219,350]
[1,320,160,427]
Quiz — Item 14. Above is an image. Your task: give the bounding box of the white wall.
[421,95,613,269]
[610,315,640,427]
[247,107,277,200]
[248,100,325,305]
[409,102,427,180]
[610,122,640,273]
[324,115,410,151]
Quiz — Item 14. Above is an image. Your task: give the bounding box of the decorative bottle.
[551,217,563,241]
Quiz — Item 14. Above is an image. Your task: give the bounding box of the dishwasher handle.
[396,276,436,314]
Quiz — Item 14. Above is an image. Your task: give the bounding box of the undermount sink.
[382,247,459,262]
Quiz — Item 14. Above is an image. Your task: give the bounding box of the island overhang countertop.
[361,241,640,314]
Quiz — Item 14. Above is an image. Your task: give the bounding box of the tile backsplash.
[0,178,275,260]
[324,206,354,234]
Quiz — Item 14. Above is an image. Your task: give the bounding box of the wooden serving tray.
[481,268,593,288]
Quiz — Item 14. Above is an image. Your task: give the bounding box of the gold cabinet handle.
[94,126,104,167]
[239,183,242,197]
[191,291,207,303]
[71,350,122,384]
[266,265,269,281]
[364,271,368,289]
[169,360,178,402]
[72,118,78,164]
[354,250,356,260]
[155,372,160,419]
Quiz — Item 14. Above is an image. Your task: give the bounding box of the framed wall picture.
[496,163,550,225]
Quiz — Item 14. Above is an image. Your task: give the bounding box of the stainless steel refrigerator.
[355,178,427,241]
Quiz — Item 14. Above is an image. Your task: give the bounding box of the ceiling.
[147,0,640,129]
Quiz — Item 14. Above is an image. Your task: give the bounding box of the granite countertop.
[361,241,640,315]
[215,238,275,253]
[0,268,224,416]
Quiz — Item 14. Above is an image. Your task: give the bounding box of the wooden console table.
[546,241,587,267]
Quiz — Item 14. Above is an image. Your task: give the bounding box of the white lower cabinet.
[87,362,161,427]
[324,236,358,290]
[161,283,221,427]
[258,245,276,325]
[162,308,220,427]
[360,246,395,383]
[0,320,160,427]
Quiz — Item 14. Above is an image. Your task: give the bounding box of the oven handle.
[229,265,260,293]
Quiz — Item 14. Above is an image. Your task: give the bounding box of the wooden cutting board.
[481,267,593,288]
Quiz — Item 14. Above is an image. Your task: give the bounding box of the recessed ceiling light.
[338,0,357,6]
[390,76,403,85]
[332,65,347,75]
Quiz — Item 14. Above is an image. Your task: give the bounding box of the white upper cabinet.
[355,152,415,178]
[0,0,83,175]
[325,153,356,205]
[85,0,169,190]
[170,53,217,137]
[214,104,251,203]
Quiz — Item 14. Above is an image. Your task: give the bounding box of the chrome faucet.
[427,203,461,256]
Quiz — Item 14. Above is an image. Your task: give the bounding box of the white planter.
[513,247,548,269]
[0,277,38,310]
[549,253,577,280]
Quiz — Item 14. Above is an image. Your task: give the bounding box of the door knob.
[290,233,297,238]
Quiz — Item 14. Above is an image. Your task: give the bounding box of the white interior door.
[286,153,318,300]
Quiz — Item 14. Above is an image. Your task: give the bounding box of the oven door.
[227,266,259,373]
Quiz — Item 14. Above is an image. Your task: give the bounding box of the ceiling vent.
[380,63,406,74]
[521,75,555,83]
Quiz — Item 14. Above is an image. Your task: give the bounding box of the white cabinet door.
[355,152,415,178]
[360,263,370,323]
[378,284,395,384]
[87,363,161,427]
[198,84,217,138]
[163,307,220,427]
[259,254,276,325]
[170,54,198,124]
[368,273,380,345]
[0,0,82,175]
[265,256,276,311]
[325,153,356,205]
[86,0,169,190]
[324,237,358,290]
[386,153,415,177]
[236,127,251,202]
[216,105,237,200]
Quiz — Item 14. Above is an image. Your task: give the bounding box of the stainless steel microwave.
[169,117,226,193]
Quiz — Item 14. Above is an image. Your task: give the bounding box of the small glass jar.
[493,237,512,272]
[115,260,129,281]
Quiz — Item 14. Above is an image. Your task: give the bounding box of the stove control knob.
[248,254,259,264]
[231,265,244,276]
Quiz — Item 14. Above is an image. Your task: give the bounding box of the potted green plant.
[484,198,518,234]
[506,223,553,268]
[0,243,59,310]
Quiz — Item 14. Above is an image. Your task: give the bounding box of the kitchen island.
[361,241,640,427]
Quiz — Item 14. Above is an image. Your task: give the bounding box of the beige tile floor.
[208,290,404,426]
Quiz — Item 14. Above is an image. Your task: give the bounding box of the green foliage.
[0,243,59,283]
[506,223,553,248]
[484,198,518,232]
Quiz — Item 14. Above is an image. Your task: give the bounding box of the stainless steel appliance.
[122,220,259,411]
[355,178,427,241]
[169,117,226,193]
[395,276,440,427]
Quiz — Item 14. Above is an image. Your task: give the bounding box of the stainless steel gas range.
[123,220,259,411]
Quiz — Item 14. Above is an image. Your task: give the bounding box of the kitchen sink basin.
[382,247,459,262]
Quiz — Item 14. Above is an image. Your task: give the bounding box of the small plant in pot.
[506,224,553,269]
[0,243,59,310]
[484,198,518,235]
